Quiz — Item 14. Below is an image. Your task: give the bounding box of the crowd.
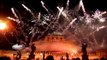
[0,55,107,60]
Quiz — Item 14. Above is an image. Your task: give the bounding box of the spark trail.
[6,0,107,51]
[41,1,49,13]
[62,18,77,34]
[22,4,36,18]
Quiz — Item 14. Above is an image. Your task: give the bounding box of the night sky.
[0,0,107,50]
[1,0,107,18]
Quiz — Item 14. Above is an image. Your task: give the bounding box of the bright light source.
[12,44,24,50]
[71,53,74,56]
[0,22,7,30]
[40,53,43,56]
[99,18,105,22]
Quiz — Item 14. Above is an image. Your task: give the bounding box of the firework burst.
[6,0,107,51]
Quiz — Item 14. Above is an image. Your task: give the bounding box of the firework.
[6,0,107,52]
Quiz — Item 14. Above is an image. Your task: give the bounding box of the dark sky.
[0,0,107,18]
[0,0,107,50]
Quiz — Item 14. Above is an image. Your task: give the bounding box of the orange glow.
[0,21,7,30]
[0,18,15,31]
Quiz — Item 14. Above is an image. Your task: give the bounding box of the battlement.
[44,35,65,42]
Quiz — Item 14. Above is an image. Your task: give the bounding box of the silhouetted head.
[0,56,11,60]
[75,57,80,60]
[72,58,76,60]
[100,57,106,60]
[46,55,54,60]
[93,58,98,60]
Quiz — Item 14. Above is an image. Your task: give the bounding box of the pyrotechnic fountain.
[5,0,107,59]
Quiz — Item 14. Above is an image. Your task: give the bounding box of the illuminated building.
[0,34,107,60]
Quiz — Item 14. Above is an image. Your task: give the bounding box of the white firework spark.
[41,1,49,13]
[6,0,107,52]
[11,8,19,19]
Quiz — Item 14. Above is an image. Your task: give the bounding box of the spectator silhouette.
[36,58,40,60]
[100,57,106,60]
[72,58,76,60]
[46,55,54,60]
[60,56,64,60]
[75,57,80,60]
[93,58,98,60]
[0,56,11,60]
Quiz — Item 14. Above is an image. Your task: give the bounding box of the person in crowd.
[75,57,80,60]
[100,57,106,60]
[60,56,64,60]
[46,55,54,60]
[0,56,11,60]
